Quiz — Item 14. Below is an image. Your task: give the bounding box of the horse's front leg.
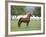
[26,22,29,27]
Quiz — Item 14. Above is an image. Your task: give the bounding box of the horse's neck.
[26,15,30,19]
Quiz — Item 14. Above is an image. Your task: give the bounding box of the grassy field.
[11,19,41,32]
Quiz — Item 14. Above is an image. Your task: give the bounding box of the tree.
[11,6,26,16]
[32,7,41,17]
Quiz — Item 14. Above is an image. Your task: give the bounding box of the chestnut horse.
[18,13,32,27]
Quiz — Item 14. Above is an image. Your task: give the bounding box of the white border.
[8,2,44,35]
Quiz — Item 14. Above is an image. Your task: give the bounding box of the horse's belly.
[21,19,30,23]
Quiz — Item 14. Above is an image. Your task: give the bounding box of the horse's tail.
[18,18,21,28]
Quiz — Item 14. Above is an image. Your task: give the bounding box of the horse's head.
[28,13,32,17]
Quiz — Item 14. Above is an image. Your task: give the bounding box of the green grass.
[11,19,41,32]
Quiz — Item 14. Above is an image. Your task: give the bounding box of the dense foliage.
[11,6,41,17]
[11,6,26,16]
[32,7,41,17]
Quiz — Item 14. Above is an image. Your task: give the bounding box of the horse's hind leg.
[18,21,21,28]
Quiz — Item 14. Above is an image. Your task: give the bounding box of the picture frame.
[5,1,45,36]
